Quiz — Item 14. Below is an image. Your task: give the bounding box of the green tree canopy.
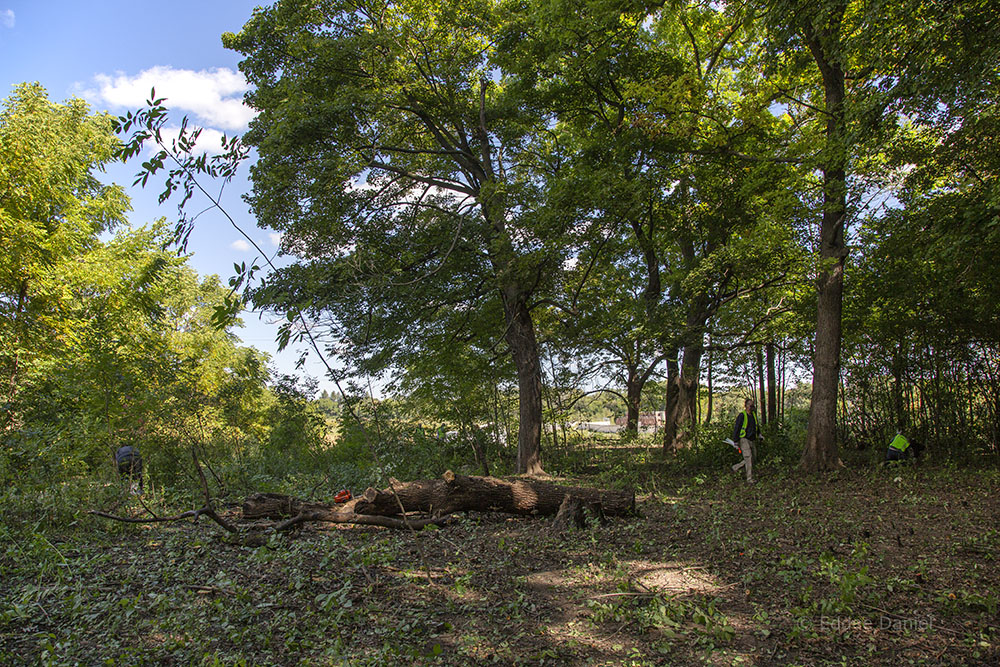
[1,83,130,429]
[224,0,609,474]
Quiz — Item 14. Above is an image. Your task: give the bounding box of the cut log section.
[241,492,343,520]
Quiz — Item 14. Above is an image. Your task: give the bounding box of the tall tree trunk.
[662,354,680,453]
[548,354,568,452]
[704,334,714,425]
[625,364,641,434]
[542,369,559,451]
[778,345,786,423]
[757,346,767,427]
[766,342,777,424]
[892,338,905,431]
[491,386,504,453]
[502,291,543,475]
[801,9,848,472]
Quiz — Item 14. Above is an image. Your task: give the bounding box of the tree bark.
[669,343,703,450]
[801,9,848,472]
[766,342,777,424]
[667,300,708,450]
[355,471,635,517]
[503,291,544,475]
[662,354,680,453]
[242,472,636,521]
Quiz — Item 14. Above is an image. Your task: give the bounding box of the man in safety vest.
[730,398,758,484]
[884,433,923,464]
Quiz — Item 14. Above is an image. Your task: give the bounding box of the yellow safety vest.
[739,411,752,439]
[889,434,910,452]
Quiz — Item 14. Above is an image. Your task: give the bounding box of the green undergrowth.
[2,452,998,665]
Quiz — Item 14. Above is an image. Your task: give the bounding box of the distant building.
[575,421,621,433]
[614,411,666,427]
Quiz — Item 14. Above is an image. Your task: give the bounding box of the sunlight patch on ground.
[627,560,727,595]
[524,569,568,591]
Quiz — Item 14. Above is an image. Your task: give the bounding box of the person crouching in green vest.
[730,398,758,484]
[884,432,923,464]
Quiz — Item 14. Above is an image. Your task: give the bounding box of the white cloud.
[84,66,253,130]
[231,239,251,251]
[268,232,282,247]
[1,9,14,28]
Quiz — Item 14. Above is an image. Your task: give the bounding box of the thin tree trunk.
[705,334,714,425]
[542,355,559,450]
[3,280,29,427]
[696,361,701,426]
[465,420,491,477]
[548,354,568,451]
[492,385,503,454]
[766,342,777,424]
[801,9,848,472]
[839,377,849,444]
[778,344,786,423]
[757,346,767,428]
[662,354,680,453]
[626,366,642,434]
[892,338,905,431]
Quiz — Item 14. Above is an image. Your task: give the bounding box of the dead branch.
[88,506,236,533]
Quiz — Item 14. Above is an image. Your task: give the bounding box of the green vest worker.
[885,433,923,463]
[730,398,758,484]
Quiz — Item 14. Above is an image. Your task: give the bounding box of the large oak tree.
[225,0,593,474]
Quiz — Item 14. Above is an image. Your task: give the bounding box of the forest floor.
[2,459,999,665]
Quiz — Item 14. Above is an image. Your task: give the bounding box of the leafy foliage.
[0,86,329,505]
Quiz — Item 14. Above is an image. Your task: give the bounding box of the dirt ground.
[2,465,999,665]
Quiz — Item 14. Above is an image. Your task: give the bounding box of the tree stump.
[552,495,586,531]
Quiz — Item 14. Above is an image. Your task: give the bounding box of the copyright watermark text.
[794,615,936,634]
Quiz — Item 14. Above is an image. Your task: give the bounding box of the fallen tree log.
[355,471,635,518]
[242,471,635,522]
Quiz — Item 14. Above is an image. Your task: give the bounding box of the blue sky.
[1,1,336,394]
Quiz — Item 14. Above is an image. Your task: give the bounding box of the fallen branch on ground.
[90,448,237,533]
